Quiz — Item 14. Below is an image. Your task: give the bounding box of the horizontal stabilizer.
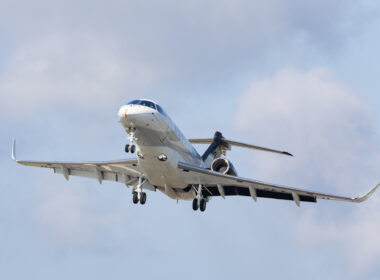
[189,138,293,157]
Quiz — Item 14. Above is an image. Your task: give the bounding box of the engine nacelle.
[211,158,238,176]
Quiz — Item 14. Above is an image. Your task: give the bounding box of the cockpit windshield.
[127,99,169,118]
[127,99,156,110]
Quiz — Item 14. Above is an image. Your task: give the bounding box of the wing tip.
[11,139,17,162]
[283,151,294,157]
[354,182,380,203]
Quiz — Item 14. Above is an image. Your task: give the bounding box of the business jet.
[12,99,380,212]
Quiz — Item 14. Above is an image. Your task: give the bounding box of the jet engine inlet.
[211,158,237,176]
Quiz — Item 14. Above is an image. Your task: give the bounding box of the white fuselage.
[118,103,204,200]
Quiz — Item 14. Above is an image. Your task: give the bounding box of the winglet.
[354,182,380,203]
[12,139,17,162]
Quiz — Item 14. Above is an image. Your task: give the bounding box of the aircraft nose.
[118,106,129,122]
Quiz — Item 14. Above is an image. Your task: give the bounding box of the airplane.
[12,99,380,212]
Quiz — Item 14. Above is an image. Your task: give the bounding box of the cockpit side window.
[157,105,169,118]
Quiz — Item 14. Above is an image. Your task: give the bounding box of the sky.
[1,0,380,279]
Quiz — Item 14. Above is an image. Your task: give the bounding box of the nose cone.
[118,103,156,128]
[118,106,129,125]
[118,106,128,121]
[118,105,143,126]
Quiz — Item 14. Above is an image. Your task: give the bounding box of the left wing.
[178,162,379,206]
[12,140,147,188]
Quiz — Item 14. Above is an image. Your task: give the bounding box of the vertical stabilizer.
[201,132,230,167]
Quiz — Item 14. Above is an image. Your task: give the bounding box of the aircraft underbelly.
[133,114,193,189]
[138,146,187,188]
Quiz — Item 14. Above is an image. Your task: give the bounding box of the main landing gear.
[192,198,207,212]
[132,191,147,205]
[192,185,207,212]
[132,177,147,205]
[125,144,136,153]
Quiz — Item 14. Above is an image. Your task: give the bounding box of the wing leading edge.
[12,140,144,187]
[178,161,380,206]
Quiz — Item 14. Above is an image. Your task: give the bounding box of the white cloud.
[0,34,160,118]
[0,0,375,117]
[34,181,88,246]
[235,67,380,274]
[235,67,378,191]
[296,199,380,275]
[32,178,132,252]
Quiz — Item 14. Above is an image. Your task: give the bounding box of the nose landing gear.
[125,128,137,153]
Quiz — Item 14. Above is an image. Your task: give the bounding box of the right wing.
[11,140,150,189]
[178,161,380,206]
